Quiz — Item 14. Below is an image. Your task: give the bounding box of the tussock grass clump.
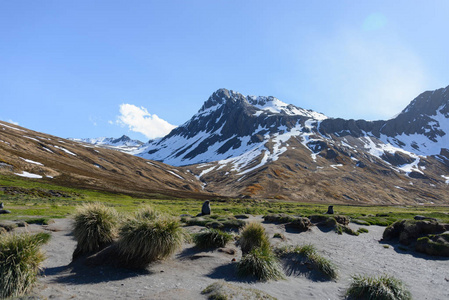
[135,205,158,221]
[202,281,277,300]
[346,274,412,300]
[117,214,184,268]
[193,228,233,249]
[72,202,119,259]
[239,222,270,255]
[237,246,285,281]
[0,232,51,298]
[276,244,338,280]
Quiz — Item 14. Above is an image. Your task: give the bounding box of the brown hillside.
[0,121,209,199]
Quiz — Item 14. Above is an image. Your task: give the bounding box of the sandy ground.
[19,217,449,300]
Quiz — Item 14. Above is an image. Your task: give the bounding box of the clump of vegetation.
[24,218,54,225]
[72,202,119,259]
[193,228,233,249]
[117,214,185,269]
[416,233,449,257]
[273,232,286,240]
[357,227,369,234]
[352,219,371,226]
[336,224,359,236]
[237,246,285,281]
[346,274,412,300]
[181,215,246,230]
[264,213,299,223]
[135,205,158,221]
[202,281,277,300]
[0,232,51,298]
[234,214,250,219]
[276,244,338,280]
[238,222,270,255]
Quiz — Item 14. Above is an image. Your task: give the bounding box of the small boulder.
[416,233,449,257]
[285,217,311,232]
[414,215,437,221]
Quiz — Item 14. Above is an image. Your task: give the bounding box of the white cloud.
[117,104,176,139]
[8,119,19,125]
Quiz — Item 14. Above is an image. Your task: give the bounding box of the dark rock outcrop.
[382,219,449,256]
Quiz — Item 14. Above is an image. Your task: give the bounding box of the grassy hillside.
[1,175,448,225]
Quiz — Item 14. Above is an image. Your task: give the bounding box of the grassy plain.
[1,175,448,225]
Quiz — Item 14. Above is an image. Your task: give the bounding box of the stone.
[414,215,437,221]
[285,217,311,232]
[416,233,449,257]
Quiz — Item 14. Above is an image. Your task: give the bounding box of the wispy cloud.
[117,104,176,139]
[8,119,19,125]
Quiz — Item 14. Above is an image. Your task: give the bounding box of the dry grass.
[238,222,270,255]
[117,214,185,269]
[346,274,412,300]
[237,246,285,281]
[193,228,233,249]
[0,232,51,298]
[276,244,338,280]
[72,202,119,259]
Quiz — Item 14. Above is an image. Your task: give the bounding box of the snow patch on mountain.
[14,171,42,179]
[20,158,43,166]
[380,110,449,156]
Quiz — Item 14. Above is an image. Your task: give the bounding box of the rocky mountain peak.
[400,85,449,117]
[198,88,246,113]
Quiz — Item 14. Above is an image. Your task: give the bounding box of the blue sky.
[1,1,448,141]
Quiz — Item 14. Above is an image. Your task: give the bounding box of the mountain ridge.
[2,85,449,205]
[133,85,449,204]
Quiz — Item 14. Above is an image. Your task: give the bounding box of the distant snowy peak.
[71,135,143,149]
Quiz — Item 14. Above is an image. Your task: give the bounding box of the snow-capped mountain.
[137,88,327,168]
[135,86,449,204]
[70,135,143,154]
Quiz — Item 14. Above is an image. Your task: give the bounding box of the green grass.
[346,274,412,300]
[193,228,233,249]
[357,227,369,234]
[1,174,449,226]
[237,246,285,281]
[0,232,51,298]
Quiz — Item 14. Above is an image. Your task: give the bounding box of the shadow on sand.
[379,240,449,261]
[43,258,152,285]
